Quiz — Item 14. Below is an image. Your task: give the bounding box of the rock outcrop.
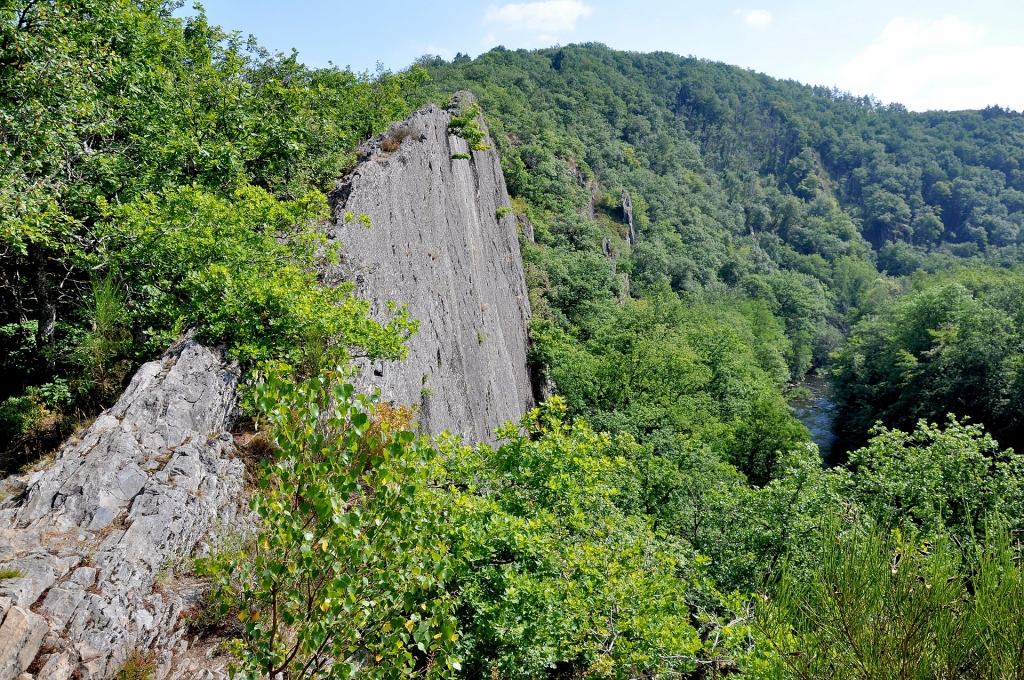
[0,92,539,679]
[0,339,244,680]
[326,92,534,442]
[622,189,636,247]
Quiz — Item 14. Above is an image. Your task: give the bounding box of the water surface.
[789,373,849,467]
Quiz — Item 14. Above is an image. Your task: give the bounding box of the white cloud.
[483,0,592,33]
[734,9,772,29]
[840,15,1024,111]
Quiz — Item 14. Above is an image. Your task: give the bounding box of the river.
[789,373,850,467]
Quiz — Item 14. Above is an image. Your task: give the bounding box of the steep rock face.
[621,189,636,247]
[326,92,534,443]
[0,340,245,680]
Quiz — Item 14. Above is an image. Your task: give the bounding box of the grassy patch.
[112,650,156,680]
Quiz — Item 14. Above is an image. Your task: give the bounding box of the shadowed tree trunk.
[28,244,56,370]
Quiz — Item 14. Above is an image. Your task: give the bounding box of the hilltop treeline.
[421,43,1024,447]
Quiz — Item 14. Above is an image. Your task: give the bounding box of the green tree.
[438,398,760,679]
[832,269,1024,446]
[1,0,426,424]
[847,417,1024,540]
[99,185,415,367]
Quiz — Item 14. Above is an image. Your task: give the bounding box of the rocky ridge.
[0,93,539,679]
[0,340,244,680]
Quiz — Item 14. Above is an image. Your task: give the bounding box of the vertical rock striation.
[326,92,534,443]
[0,339,245,680]
[622,189,636,247]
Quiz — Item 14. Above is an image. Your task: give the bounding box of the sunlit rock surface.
[326,92,534,442]
[0,340,245,680]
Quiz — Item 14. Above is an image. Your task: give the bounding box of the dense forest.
[4,2,1024,678]
[420,43,1024,450]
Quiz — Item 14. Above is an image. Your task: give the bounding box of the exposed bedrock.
[0,339,245,680]
[326,91,535,443]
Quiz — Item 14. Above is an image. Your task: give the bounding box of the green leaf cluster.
[446,102,490,151]
[202,367,460,680]
[98,185,415,367]
[210,372,768,679]
[1,0,426,421]
[438,400,758,678]
[533,293,805,485]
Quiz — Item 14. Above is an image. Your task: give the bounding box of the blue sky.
[186,0,1024,112]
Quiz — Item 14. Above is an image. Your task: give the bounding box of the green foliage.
[534,293,805,485]
[0,396,41,442]
[832,267,1024,446]
[420,46,902,371]
[73,274,132,406]
[446,102,490,151]
[1,0,426,417]
[99,185,415,367]
[202,367,460,680]
[847,417,1024,539]
[439,399,760,678]
[760,522,1024,680]
[9,16,1024,676]
[111,650,157,680]
[213,369,769,678]
[0,322,39,401]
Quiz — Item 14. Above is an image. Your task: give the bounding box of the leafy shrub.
[208,368,765,679]
[201,366,461,680]
[0,396,42,442]
[438,399,761,678]
[0,322,39,401]
[99,185,417,368]
[847,417,1024,540]
[447,103,490,151]
[1,0,427,421]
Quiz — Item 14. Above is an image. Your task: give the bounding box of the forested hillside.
[420,43,1024,449]
[5,4,1024,678]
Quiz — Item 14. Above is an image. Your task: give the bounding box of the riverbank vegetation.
[5,3,1024,677]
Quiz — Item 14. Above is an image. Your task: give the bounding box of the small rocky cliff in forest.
[326,92,534,443]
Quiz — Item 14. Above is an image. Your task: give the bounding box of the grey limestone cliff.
[0,339,245,680]
[325,92,534,442]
